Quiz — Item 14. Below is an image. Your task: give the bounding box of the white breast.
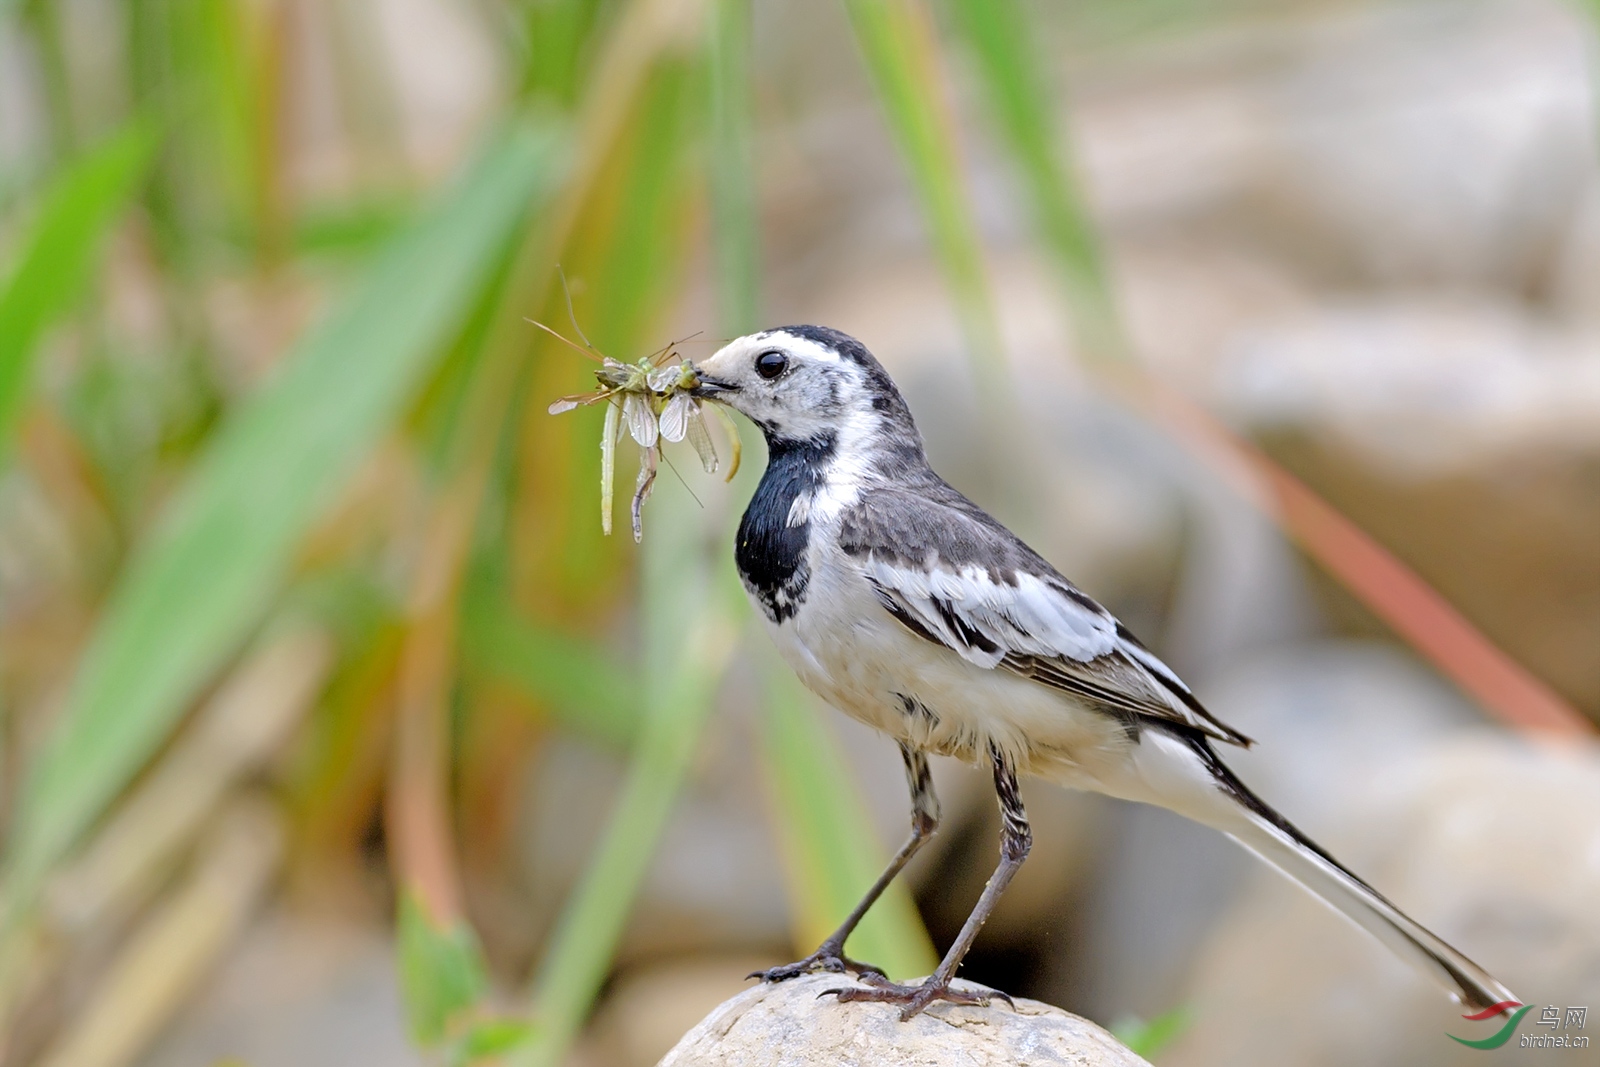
[759,528,1128,778]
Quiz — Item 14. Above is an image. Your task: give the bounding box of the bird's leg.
[753,745,940,983]
[825,743,1031,1020]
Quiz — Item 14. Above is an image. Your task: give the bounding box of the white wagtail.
[689,325,1516,1021]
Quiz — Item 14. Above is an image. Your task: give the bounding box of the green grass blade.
[450,1018,539,1067]
[841,0,1004,387]
[944,0,1123,361]
[0,118,158,456]
[712,0,936,983]
[708,0,760,333]
[503,18,725,1061]
[519,0,611,106]
[759,665,939,979]
[397,889,490,1046]
[515,481,739,1067]
[1112,1005,1193,1060]
[1,120,566,923]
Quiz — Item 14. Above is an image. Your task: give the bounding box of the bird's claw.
[819,975,1015,1021]
[749,947,886,983]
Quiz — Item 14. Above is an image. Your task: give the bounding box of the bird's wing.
[840,487,1251,747]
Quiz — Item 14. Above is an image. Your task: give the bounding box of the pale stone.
[1168,735,1600,1066]
[657,973,1150,1067]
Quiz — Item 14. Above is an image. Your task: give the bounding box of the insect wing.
[647,364,682,392]
[708,402,742,481]
[598,358,632,389]
[548,397,581,415]
[684,404,718,473]
[658,391,694,442]
[623,393,658,448]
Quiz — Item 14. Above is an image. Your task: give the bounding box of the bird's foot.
[820,972,1015,1021]
[749,944,886,983]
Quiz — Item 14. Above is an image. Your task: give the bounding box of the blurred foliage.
[1113,1006,1193,1061]
[0,120,157,458]
[843,0,1004,389]
[944,0,1120,362]
[760,663,938,978]
[0,0,974,1061]
[397,888,489,1046]
[4,122,562,933]
[1,0,1589,1064]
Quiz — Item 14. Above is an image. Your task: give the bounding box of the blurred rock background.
[0,0,1595,1065]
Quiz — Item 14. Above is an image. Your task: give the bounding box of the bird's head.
[690,325,920,455]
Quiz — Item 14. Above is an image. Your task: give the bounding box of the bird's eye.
[755,350,788,379]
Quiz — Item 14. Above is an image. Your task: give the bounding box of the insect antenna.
[673,336,735,347]
[662,330,705,361]
[558,265,598,352]
[657,446,705,510]
[643,331,708,366]
[526,317,605,363]
[552,385,621,406]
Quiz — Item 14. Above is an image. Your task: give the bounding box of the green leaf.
[708,0,760,333]
[451,1017,539,1067]
[759,663,939,980]
[0,118,158,456]
[1112,1006,1193,1060]
[504,27,729,1063]
[944,0,1123,360]
[519,0,612,107]
[0,120,567,926]
[515,480,740,1067]
[712,0,935,984]
[841,0,1005,388]
[580,60,699,355]
[398,890,491,1046]
[292,197,416,259]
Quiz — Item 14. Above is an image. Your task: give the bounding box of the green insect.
[542,323,740,542]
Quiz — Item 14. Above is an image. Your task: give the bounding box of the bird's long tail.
[1115,729,1516,1012]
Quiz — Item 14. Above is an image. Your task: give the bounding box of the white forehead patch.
[754,330,846,364]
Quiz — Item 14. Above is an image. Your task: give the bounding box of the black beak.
[690,372,738,398]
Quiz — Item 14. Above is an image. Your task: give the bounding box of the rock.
[656,973,1150,1067]
[1072,0,1596,294]
[1167,734,1600,1066]
[135,909,422,1067]
[1213,298,1600,718]
[579,955,782,1067]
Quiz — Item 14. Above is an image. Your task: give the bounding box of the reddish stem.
[1110,368,1593,738]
